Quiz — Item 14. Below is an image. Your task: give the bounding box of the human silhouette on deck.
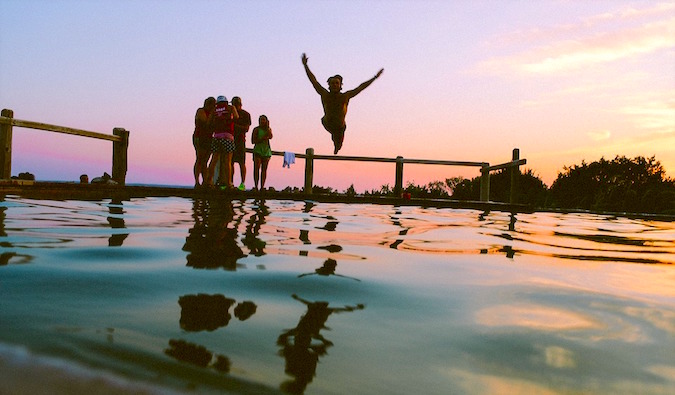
[301,53,383,154]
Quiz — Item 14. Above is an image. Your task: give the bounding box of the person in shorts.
[251,115,273,191]
[206,95,238,188]
[228,96,251,190]
[301,53,383,154]
[193,96,216,187]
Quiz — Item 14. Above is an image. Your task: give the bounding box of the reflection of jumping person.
[277,294,364,394]
[301,53,383,154]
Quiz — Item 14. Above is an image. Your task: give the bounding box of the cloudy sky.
[1,0,673,191]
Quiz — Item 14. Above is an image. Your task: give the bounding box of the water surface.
[1,197,673,394]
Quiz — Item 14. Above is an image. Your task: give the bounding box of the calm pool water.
[1,196,673,394]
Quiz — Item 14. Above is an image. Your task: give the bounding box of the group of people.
[192,53,384,191]
[193,96,273,191]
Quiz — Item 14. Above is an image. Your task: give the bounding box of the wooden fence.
[1,108,526,202]
[0,109,129,184]
[252,147,526,203]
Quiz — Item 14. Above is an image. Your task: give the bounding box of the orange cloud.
[478,3,675,75]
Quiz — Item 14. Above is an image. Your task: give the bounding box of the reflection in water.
[317,244,342,253]
[298,258,361,282]
[165,339,231,373]
[389,208,410,249]
[242,199,269,256]
[1,197,674,394]
[0,202,33,264]
[234,301,257,321]
[317,220,338,232]
[277,294,365,394]
[179,294,236,332]
[182,199,245,270]
[168,293,258,376]
[107,199,129,247]
[0,205,6,237]
[0,251,32,265]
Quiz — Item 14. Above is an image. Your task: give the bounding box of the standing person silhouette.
[193,96,216,187]
[251,115,273,191]
[301,53,383,154]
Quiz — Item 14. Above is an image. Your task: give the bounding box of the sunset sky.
[1,0,673,192]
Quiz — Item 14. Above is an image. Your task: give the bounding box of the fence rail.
[2,108,526,202]
[1,109,129,184]
[250,147,525,203]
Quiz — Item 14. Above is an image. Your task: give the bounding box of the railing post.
[304,147,314,194]
[0,109,13,179]
[480,164,490,202]
[112,128,129,185]
[394,156,404,195]
[510,148,520,204]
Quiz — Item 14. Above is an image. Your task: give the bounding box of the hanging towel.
[283,152,296,168]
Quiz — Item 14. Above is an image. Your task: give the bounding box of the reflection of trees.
[298,258,360,282]
[165,339,231,373]
[107,199,128,247]
[277,294,365,394]
[182,199,244,270]
[242,199,268,256]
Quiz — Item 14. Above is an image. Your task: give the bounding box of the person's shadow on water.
[182,199,245,270]
[277,294,365,394]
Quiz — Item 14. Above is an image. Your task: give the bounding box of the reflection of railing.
[0,108,129,184]
[247,147,526,203]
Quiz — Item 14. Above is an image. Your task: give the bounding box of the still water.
[0,196,673,394]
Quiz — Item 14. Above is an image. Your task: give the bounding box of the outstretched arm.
[347,68,384,98]
[302,53,326,95]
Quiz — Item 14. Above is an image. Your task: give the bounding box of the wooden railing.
[1,108,526,202]
[0,109,129,184]
[248,147,526,203]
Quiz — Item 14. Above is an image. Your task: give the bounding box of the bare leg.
[253,157,261,190]
[223,152,234,188]
[261,158,269,189]
[207,152,220,186]
[240,163,247,186]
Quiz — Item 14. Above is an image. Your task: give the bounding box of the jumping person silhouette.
[301,53,383,154]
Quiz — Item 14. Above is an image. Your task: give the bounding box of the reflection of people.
[229,96,251,191]
[234,301,257,321]
[298,258,361,281]
[178,294,236,332]
[182,199,244,270]
[165,339,231,373]
[242,199,269,256]
[277,294,364,393]
[301,53,383,154]
[193,96,216,187]
[207,96,238,188]
[252,115,273,191]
